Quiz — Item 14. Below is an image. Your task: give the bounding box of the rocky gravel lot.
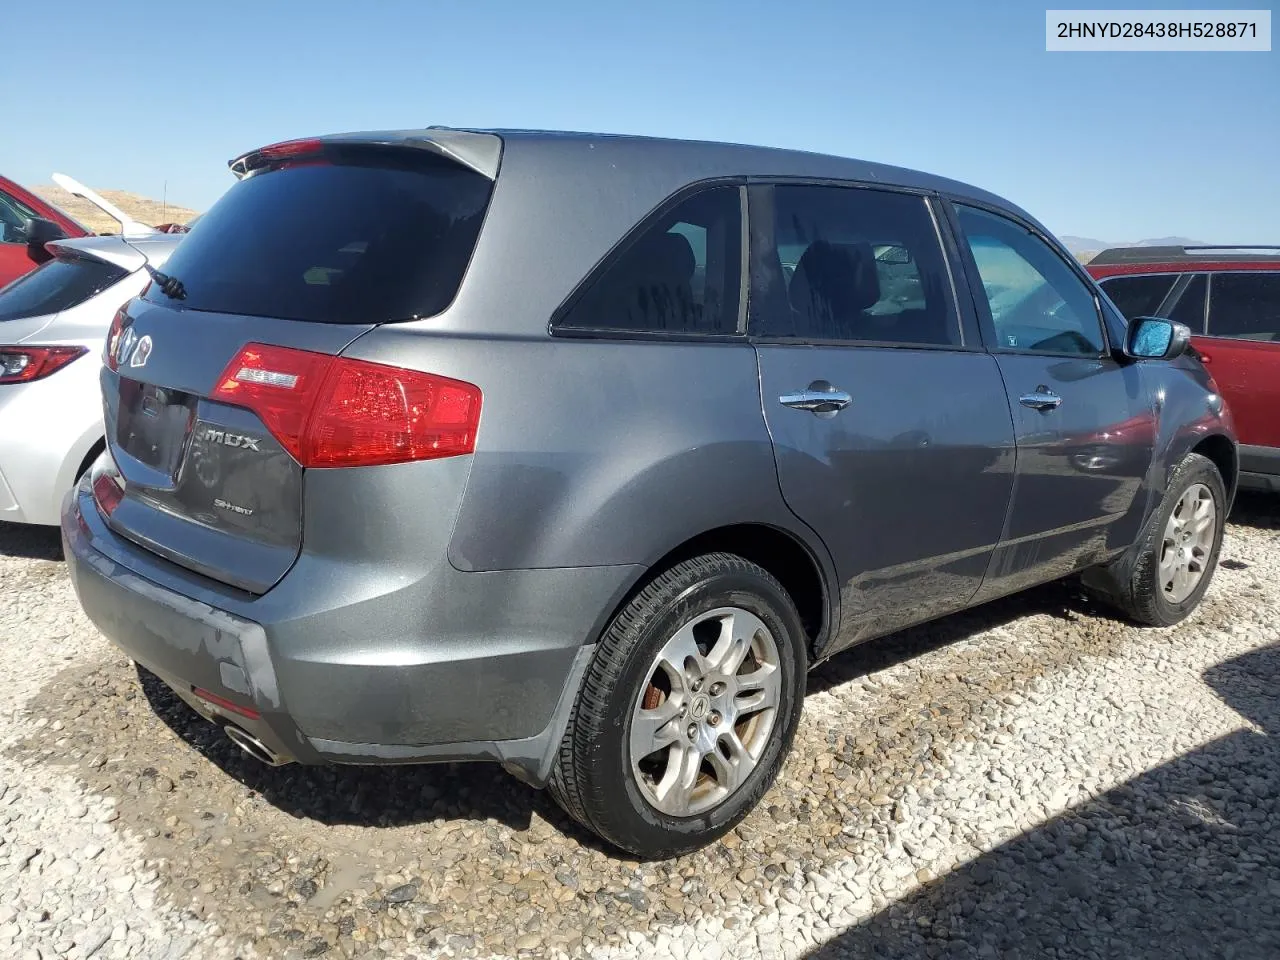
[3,497,1280,959]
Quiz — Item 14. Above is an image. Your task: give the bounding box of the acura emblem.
[129,335,153,368]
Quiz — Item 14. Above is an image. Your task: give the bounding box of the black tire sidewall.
[591,567,806,856]
[1145,455,1227,624]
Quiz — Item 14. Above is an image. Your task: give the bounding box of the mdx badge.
[203,428,263,452]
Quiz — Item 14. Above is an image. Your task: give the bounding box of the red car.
[0,175,91,288]
[1089,246,1280,492]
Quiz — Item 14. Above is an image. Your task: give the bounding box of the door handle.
[779,383,853,416]
[1019,386,1062,411]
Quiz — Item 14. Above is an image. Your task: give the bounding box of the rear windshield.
[145,148,494,324]
[0,256,129,322]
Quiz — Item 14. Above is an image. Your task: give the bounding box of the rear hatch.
[92,135,497,593]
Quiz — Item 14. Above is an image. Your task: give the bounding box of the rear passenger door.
[950,204,1156,600]
[1201,271,1280,459]
[750,183,1016,651]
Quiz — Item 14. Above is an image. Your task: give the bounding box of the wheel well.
[637,524,829,653]
[1191,434,1237,497]
[75,437,106,483]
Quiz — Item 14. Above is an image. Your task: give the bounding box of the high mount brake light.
[231,138,326,177]
[212,343,482,468]
[258,138,324,160]
[0,345,88,384]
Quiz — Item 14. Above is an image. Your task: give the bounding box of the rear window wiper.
[143,263,187,301]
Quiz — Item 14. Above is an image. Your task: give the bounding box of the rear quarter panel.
[341,331,826,573]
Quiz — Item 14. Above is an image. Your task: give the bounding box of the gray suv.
[62,129,1236,858]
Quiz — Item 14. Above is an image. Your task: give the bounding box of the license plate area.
[116,378,197,482]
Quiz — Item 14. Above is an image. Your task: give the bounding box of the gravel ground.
[2,496,1280,960]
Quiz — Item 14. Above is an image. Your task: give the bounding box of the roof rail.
[1184,245,1280,253]
[1090,244,1280,266]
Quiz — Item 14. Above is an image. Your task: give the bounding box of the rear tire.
[1092,452,1226,626]
[549,552,807,859]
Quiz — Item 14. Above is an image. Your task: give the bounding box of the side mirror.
[23,217,68,259]
[1125,315,1191,360]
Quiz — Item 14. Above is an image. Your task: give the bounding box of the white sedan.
[0,178,184,526]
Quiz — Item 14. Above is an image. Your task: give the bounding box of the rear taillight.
[104,306,130,371]
[0,345,89,384]
[212,343,482,468]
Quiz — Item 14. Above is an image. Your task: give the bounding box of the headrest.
[632,230,696,285]
[789,241,881,325]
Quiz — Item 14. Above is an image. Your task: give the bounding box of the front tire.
[549,552,807,858]
[1099,452,1226,626]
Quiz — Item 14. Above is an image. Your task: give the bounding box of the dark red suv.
[1089,246,1280,492]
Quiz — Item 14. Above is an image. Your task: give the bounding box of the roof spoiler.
[51,173,159,238]
[228,129,502,181]
[42,235,150,272]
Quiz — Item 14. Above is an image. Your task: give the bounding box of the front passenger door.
[952,204,1156,601]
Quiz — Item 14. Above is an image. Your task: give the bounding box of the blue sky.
[2,0,1275,243]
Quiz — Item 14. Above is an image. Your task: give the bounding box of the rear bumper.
[62,481,639,784]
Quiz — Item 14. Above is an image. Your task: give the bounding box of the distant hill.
[1061,235,1211,266]
[29,184,199,235]
[1061,234,1210,260]
[1060,236,1114,254]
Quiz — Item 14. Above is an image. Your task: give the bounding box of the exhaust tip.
[224,724,291,766]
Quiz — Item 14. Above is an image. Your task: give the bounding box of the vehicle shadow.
[0,520,64,561]
[805,642,1280,959]
[809,579,1096,695]
[133,665,612,850]
[131,580,1094,850]
[1229,490,1280,531]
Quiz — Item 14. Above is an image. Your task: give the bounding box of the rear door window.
[754,185,960,345]
[1207,273,1280,341]
[145,148,494,324]
[0,255,129,322]
[556,185,742,335]
[1098,274,1176,319]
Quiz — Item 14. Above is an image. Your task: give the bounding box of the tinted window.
[755,185,959,345]
[1166,274,1207,333]
[0,256,129,322]
[1099,274,1176,319]
[146,148,493,324]
[557,186,741,335]
[957,206,1104,356]
[1208,273,1280,341]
